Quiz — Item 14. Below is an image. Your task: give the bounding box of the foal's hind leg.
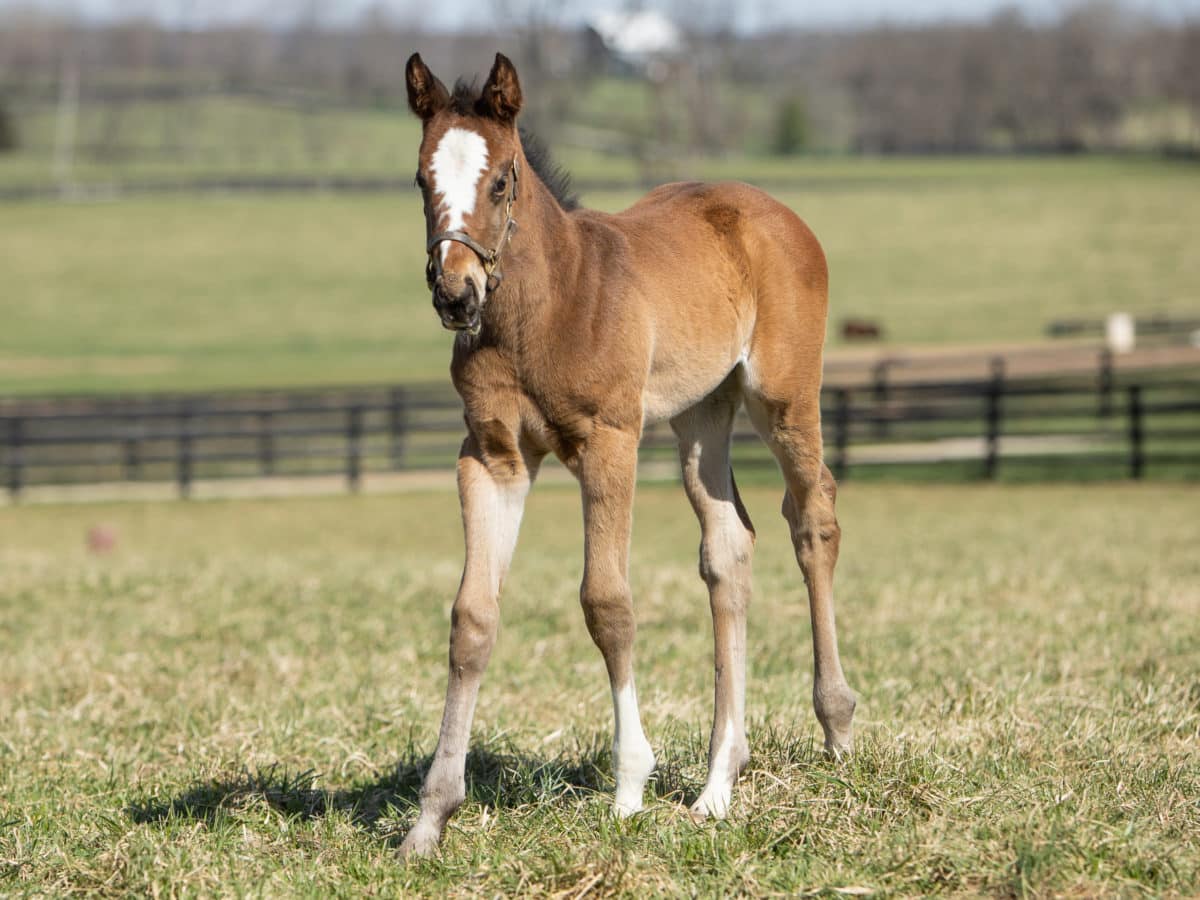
[746,398,856,754]
[672,387,756,819]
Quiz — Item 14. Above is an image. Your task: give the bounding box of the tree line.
[0,3,1196,158]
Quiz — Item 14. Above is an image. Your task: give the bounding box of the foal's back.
[573,180,830,424]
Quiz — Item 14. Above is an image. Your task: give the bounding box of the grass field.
[2,156,1198,396]
[2,87,1191,189]
[1,97,426,188]
[1,482,1197,895]
[0,81,771,189]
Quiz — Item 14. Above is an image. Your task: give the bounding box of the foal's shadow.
[126,741,690,841]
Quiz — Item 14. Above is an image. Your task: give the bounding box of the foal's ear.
[405,52,449,122]
[481,52,523,124]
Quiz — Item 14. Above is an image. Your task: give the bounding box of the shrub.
[0,99,17,153]
[773,95,808,156]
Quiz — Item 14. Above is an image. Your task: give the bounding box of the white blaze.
[430,127,489,262]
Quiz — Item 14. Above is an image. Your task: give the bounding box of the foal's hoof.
[613,798,643,819]
[689,786,732,822]
[397,824,441,861]
[823,734,853,759]
[815,685,857,758]
[825,744,852,760]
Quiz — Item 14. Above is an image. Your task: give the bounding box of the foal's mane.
[449,78,580,212]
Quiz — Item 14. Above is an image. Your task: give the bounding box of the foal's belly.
[641,347,743,425]
[631,245,756,426]
[638,298,754,425]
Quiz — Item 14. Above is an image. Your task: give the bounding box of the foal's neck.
[484,164,581,352]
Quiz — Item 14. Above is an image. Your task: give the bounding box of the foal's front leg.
[399,434,536,859]
[578,426,656,815]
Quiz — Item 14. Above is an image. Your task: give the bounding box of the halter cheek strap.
[425,158,520,297]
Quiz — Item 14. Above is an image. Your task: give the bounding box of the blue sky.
[3,0,1197,29]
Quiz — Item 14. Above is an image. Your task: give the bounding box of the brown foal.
[399,52,856,858]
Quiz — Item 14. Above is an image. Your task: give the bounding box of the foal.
[399,52,856,858]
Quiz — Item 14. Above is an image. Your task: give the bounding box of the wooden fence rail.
[1,367,1197,500]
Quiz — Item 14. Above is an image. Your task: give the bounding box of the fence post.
[833,388,850,481]
[177,403,193,499]
[258,411,275,475]
[123,438,140,481]
[1097,347,1114,418]
[389,387,407,471]
[6,417,22,501]
[984,356,1005,480]
[1128,385,1144,479]
[122,412,141,481]
[347,405,363,491]
[872,360,890,438]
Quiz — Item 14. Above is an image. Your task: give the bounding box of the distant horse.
[400,52,856,858]
[842,318,884,341]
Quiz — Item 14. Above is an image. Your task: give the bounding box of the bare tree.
[1172,21,1200,148]
[488,0,588,139]
[1,1,1194,175]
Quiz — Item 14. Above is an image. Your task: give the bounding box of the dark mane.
[449,78,483,116]
[518,127,580,212]
[450,77,580,212]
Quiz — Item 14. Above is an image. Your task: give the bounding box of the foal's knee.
[448,591,499,677]
[580,574,635,663]
[697,518,755,598]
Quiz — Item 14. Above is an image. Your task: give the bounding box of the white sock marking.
[612,682,655,815]
[693,716,737,819]
[429,127,489,262]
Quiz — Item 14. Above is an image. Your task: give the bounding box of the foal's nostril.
[431,276,480,329]
[434,276,473,303]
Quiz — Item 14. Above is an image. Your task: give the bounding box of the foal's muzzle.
[432,277,482,334]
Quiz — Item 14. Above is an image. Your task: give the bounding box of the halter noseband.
[425,158,520,315]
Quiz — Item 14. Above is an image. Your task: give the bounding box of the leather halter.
[425,158,520,305]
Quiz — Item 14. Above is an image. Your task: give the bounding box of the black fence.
[2,364,1198,500]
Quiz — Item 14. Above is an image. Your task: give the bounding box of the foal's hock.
[399,51,856,859]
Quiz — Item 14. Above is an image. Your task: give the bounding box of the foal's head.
[406,52,524,334]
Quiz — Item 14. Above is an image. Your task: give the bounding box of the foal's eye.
[491,175,508,198]
[414,172,428,191]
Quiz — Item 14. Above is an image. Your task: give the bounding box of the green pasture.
[1,483,1197,895]
[2,84,1191,189]
[1,156,1199,395]
[0,97,422,188]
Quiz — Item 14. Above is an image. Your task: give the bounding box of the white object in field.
[1106,313,1135,354]
[588,10,683,63]
[1189,329,1200,349]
